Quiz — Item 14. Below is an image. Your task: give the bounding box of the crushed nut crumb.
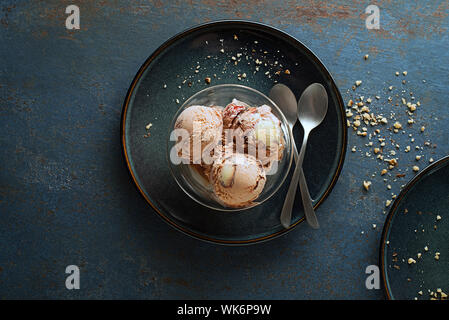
[363,181,372,191]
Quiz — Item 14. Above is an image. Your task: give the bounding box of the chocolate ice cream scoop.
[174,105,223,165]
[210,153,266,208]
[222,102,284,172]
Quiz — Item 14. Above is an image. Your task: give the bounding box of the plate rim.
[120,19,348,245]
[379,154,449,299]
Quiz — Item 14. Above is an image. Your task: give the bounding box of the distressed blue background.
[0,0,448,299]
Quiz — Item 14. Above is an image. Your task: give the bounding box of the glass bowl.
[166,84,293,211]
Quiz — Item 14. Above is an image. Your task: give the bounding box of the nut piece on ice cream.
[210,153,266,208]
[254,117,281,148]
[174,105,222,165]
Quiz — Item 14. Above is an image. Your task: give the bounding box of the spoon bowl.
[269,83,298,129]
[297,83,328,131]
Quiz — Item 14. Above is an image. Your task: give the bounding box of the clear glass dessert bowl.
[166,84,293,211]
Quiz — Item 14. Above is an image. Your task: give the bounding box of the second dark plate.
[380,155,449,300]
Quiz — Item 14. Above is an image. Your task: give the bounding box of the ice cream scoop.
[222,99,250,129]
[174,105,222,165]
[210,152,266,208]
[222,102,284,172]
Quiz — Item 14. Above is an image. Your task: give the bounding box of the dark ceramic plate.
[380,155,449,299]
[121,20,347,245]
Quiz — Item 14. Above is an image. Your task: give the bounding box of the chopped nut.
[393,121,402,129]
[403,71,408,76]
[284,69,290,75]
[408,258,416,264]
[204,77,211,84]
[436,215,442,221]
[412,165,419,172]
[364,54,369,60]
[386,200,392,207]
[388,159,398,167]
[355,80,362,87]
[420,126,425,132]
[220,163,236,187]
[363,181,372,191]
[360,106,370,113]
[381,169,388,176]
[415,155,421,161]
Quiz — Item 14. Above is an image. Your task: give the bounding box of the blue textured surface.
[1,0,448,299]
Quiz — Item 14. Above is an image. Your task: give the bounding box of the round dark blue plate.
[380,155,449,299]
[121,20,347,245]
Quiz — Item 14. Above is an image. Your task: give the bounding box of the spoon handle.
[299,168,320,229]
[280,131,309,228]
[289,148,320,229]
